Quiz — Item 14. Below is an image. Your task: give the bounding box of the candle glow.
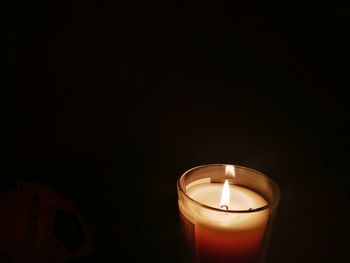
[220,165,236,209]
[220,180,230,209]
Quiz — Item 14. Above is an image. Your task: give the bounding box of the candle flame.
[220,179,230,209]
[225,165,235,178]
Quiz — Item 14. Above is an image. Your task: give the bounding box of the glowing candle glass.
[177,164,280,263]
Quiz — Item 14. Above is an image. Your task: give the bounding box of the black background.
[9,1,350,262]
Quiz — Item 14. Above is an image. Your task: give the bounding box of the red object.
[0,181,93,263]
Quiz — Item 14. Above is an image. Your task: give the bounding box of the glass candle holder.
[177,164,280,263]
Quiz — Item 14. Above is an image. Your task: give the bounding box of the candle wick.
[220,205,229,210]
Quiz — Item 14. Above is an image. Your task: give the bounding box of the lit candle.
[177,164,279,263]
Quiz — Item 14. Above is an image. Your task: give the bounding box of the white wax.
[188,183,266,210]
[180,183,269,231]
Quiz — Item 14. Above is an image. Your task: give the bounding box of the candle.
[180,182,268,263]
[177,164,279,263]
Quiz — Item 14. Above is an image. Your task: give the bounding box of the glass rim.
[177,164,280,214]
